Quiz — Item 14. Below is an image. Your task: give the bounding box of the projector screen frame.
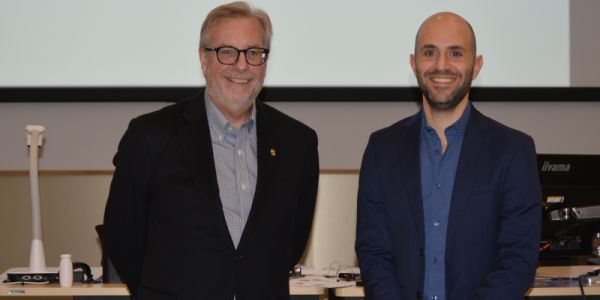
[0,87,599,102]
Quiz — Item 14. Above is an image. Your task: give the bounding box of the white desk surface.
[0,283,128,296]
[1,272,325,297]
[0,283,325,297]
[8,266,598,297]
[335,265,600,297]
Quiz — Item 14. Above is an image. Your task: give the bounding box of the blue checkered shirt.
[205,93,257,248]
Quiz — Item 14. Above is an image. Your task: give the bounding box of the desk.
[8,266,599,299]
[1,265,326,299]
[0,282,326,299]
[528,265,600,298]
[334,265,600,299]
[0,283,128,300]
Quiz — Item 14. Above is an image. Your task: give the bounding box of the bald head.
[409,11,483,112]
[415,12,476,55]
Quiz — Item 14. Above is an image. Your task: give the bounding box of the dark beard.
[418,70,473,111]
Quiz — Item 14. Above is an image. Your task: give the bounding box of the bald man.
[356,12,541,300]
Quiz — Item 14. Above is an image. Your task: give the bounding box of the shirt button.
[433,221,440,227]
[431,295,439,300]
[435,184,441,189]
[218,135,223,141]
[237,149,242,156]
[241,184,246,191]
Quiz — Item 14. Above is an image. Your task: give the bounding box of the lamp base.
[5,267,58,283]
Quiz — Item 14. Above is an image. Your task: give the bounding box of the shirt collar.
[205,90,256,135]
[450,102,471,136]
[421,101,472,137]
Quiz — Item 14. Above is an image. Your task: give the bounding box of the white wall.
[1,101,600,171]
[303,173,359,268]
[0,173,359,273]
[0,175,111,275]
[3,99,599,273]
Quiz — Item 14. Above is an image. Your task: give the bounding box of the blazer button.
[419,248,424,257]
[416,291,423,299]
[233,253,243,261]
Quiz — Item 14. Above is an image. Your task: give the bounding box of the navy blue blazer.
[356,106,541,300]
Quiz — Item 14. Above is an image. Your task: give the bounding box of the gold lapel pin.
[270,148,276,157]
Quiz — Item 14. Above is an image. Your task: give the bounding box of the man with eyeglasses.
[103,2,319,299]
[355,12,541,300]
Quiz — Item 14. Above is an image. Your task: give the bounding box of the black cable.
[578,275,587,300]
[577,269,600,300]
[72,261,101,284]
[539,220,583,254]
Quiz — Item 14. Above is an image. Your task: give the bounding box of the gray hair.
[199,1,273,48]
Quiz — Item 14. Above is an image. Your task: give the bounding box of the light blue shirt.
[205,93,257,248]
[420,104,470,300]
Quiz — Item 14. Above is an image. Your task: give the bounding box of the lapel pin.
[270,148,276,157]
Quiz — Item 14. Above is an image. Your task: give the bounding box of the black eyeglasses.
[204,46,270,66]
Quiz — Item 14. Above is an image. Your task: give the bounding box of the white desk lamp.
[5,125,58,282]
[25,125,47,274]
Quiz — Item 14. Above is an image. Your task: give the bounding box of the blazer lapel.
[446,108,491,250]
[178,94,235,250]
[398,114,425,242]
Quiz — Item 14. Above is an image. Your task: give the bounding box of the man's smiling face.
[200,17,267,114]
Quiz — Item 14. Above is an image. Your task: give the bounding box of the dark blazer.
[355,106,541,300]
[103,93,319,300]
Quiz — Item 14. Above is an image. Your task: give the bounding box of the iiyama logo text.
[541,161,571,172]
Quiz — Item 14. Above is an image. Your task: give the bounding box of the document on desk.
[290,275,356,288]
[299,266,360,276]
[534,278,577,287]
[289,266,359,288]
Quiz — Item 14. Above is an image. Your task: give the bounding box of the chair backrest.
[95,224,123,283]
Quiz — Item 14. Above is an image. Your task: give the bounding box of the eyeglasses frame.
[203,46,270,66]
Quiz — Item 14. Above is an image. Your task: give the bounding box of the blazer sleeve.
[103,118,151,297]
[472,135,542,299]
[355,135,404,300]
[290,129,319,267]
